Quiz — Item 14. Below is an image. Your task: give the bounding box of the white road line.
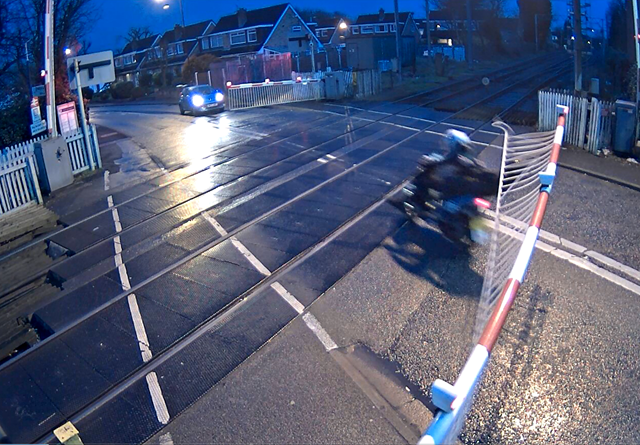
[104,170,110,191]
[203,214,306,312]
[146,372,170,424]
[107,193,169,424]
[303,313,338,351]
[271,282,304,314]
[159,432,174,445]
[100,131,119,138]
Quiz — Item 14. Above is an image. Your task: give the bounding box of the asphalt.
[1,90,639,445]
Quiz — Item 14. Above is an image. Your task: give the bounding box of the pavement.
[1,96,639,445]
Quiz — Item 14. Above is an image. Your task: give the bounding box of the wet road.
[1,98,639,445]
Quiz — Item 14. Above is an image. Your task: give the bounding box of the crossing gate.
[0,148,42,215]
[226,79,324,110]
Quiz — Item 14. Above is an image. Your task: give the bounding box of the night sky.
[86,0,609,53]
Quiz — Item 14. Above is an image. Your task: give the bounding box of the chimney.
[379,8,385,22]
[237,8,247,28]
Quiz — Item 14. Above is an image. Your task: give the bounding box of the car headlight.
[191,94,204,107]
[215,92,224,102]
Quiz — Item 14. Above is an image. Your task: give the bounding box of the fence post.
[27,154,43,204]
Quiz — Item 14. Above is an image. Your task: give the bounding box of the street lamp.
[155,0,185,27]
[64,47,72,56]
[339,22,347,30]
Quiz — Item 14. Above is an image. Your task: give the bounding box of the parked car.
[178,85,224,115]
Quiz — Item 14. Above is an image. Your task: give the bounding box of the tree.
[296,8,347,23]
[517,0,552,45]
[181,53,219,84]
[125,26,152,44]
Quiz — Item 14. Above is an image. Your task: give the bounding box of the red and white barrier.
[419,105,568,445]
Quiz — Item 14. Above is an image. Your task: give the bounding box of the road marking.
[146,372,170,424]
[108,193,169,424]
[271,282,304,314]
[99,131,119,138]
[203,213,306,312]
[104,170,110,191]
[302,313,338,351]
[159,432,174,445]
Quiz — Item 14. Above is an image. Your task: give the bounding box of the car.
[178,85,225,115]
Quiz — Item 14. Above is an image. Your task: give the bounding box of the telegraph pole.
[466,0,473,69]
[394,0,402,77]
[572,0,583,93]
[426,0,432,63]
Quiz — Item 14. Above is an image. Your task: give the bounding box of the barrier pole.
[419,105,568,445]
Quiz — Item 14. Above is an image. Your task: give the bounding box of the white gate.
[0,150,42,215]
[538,89,614,154]
[226,79,324,110]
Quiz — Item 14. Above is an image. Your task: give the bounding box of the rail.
[419,105,568,444]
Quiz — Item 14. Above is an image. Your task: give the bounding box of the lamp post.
[155,0,185,27]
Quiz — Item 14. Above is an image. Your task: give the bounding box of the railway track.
[0,52,571,444]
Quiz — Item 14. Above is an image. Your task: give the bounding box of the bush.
[0,96,30,146]
[153,72,163,88]
[111,81,135,99]
[139,73,153,89]
[131,87,145,99]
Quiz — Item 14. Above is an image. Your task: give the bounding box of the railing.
[226,79,324,110]
[419,107,568,444]
[539,89,614,154]
[0,151,42,215]
[64,125,102,174]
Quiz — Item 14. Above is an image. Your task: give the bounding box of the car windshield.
[191,86,215,95]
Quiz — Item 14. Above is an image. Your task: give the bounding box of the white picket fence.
[0,125,102,215]
[538,89,614,154]
[0,149,42,215]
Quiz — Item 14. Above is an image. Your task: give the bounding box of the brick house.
[114,21,213,85]
[347,9,420,70]
[311,17,350,69]
[198,4,324,65]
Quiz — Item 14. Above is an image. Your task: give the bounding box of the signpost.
[30,97,46,136]
[66,51,115,89]
[32,85,46,97]
[56,102,79,135]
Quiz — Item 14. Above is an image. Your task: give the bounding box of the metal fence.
[539,89,614,154]
[226,80,324,110]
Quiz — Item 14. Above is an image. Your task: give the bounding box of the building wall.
[264,6,315,54]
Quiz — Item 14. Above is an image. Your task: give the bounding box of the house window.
[176,42,184,54]
[247,28,257,42]
[156,47,162,58]
[230,31,246,45]
[390,24,396,32]
[202,37,209,50]
[124,55,135,65]
[375,24,387,33]
[167,45,175,56]
[351,26,359,34]
[361,25,374,34]
[115,58,123,67]
[316,30,321,37]
[291,25,302,32]
[210,35,223,48]
[321,29,328,37]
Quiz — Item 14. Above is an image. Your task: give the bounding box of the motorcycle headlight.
[191,94,204,107]
[215,92,224,102]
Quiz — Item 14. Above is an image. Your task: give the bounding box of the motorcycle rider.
[411,129,499,205]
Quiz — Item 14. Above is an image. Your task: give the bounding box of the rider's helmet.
[445,129,475,161]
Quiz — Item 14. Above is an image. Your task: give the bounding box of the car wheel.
[179,104,186,115]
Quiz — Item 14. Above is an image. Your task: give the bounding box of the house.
[114,34,160,84]
[311,17,350,69]
[424,9,495,47]
[198,4,323,60]
[346,9,420,70]
[114,20,213,86]
[140,20,215,82]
